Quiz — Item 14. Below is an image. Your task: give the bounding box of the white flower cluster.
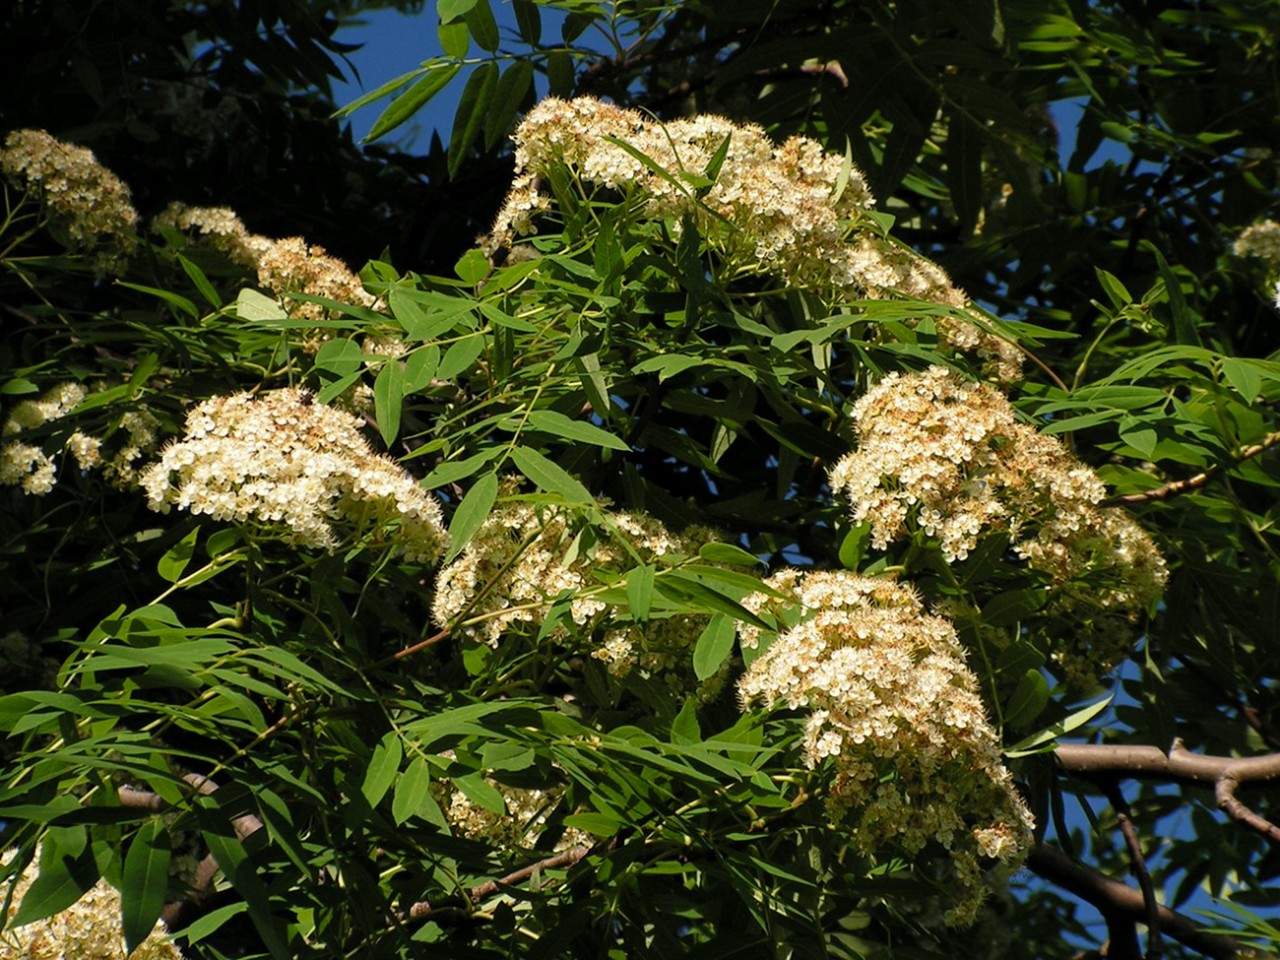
[0,383,161,496]
[736,569,1034,926]
[138,389,447,561]
[434,496,724,694]
[445,778,589,854]
[0,129,139,276]
[1233,219,1280,312]
[1,846,181,960]
[828,365,1168,678]
[489,97,1021,380]
[153,202,375,324]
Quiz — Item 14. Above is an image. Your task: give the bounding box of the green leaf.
[333,67,427,118]
[1221,357,1262,402]
[421,448,502,486]
[437,336,484,380]
[447,472,498,562]
[525,409,630,450]
[838,525,871,571]
[121,820,171,955]
[361,731,404,809]
[510,446,593,503]
[693,614,736,680]
[373,359,404,446]
[438,19,469,58]
[1095,267,1132,308]
[454,772,505,815]
[447,62,499,178]
[314,337,366,377]
[564,811,622,836]
[512,0,540,43]
[626,564,655,622]
[1006,695,1114,758]
[463,0,500,52]
[671,698,701,744]
[157,526,199,583]
[115,281,198,319]
[392,756,433,826]
[546,51,575,97]
[698,542,762,567]
[9,844,99,927]
[981,588,1047,627]
[454,248,491,285]
[366,62,462,143]
[201,821,289,960]
[437,0,477,21]
[176,252,223,308]
[1003,670,1050,729]
[403,345,441,393]
[485,60,536,150]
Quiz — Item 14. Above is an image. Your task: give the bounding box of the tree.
[2,1,1280,958]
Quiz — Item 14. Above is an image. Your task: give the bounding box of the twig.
[1026,843,1244,959]
[1100,781,1162,959]
[406,844,592,921]
[1100,431,1280,508]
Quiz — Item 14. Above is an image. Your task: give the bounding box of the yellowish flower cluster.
[434,497,723,692]
[1,847,181,960]
[153,202,375,323]
[0,384,163,496]
[0,129,138,277]
[737,569,1034,925]
[1233,219,1280,311]
[489,97,1021,379]
[828,365,1167,678]
[446,779,589,853]
[138,389,447,561]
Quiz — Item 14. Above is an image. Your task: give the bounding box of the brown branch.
[1054,740,1280,847]
[1026,843,1245,959]
[406,844,592,922]
[1100,781,1162,959]
[1100,431,1280,507]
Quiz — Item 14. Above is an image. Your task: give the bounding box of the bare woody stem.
[1099,781,1162,960]
[1026,843,1245,960]
[1054,740,1280,846]
[1100,430,1280,508]
[406,844,592,922]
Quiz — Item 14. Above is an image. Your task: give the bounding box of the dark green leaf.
[510,446,593,503]
[485,61,536,150]
[366,63,462,143]
[121,820,171,955]
[446,472,498,562]
[448,63,499,178]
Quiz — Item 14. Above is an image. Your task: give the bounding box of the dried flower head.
[737,569,1034,925]
[828,365,1167,679]
[1,846,182,960]
[0,129,138,276]
[139,389,447,561]
[489,97,1020,379]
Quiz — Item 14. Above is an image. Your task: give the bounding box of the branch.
[1100,431,1280,507]
[1054,740,1280,846]
[406,844,592,922]
[1100,781,1162,959]
[1026,843,1245,959]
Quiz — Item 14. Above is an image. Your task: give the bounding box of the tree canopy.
[2,1,1280,958]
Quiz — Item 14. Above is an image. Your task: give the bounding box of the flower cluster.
[1,846,181,960]
[153,202,375,323]
[737,570,1034,925]
[1233,219,1280,311]
[0,129,138,276]
[489,97,1020,379]
[433,495,725,696]
[138,389,447,561]
[828,365,1168,678]
[0,382,85,495]
[1,383,163,496]
[445,777,589,854]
